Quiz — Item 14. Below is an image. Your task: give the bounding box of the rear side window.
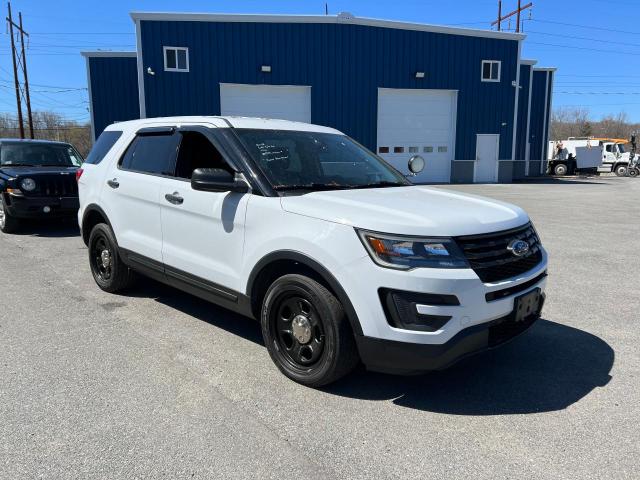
[119,133,179,176]
[85,130,122,165]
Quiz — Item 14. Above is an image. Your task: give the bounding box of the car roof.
[0,138,72,146]
[104,116,344,135]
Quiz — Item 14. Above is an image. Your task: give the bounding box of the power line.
[526,29,640,48]
[556,91,640,95]
[531,18,640,36]
[528,41,640,56]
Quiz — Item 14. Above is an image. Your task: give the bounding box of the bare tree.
[551,108,639,144]
[0,110,91,156]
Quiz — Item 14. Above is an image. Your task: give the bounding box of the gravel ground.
[1,176,638,479]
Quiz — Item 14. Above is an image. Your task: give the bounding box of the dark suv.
[0,139,83,233]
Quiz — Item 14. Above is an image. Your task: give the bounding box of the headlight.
[20,178,36,191]
[357,229,469,270]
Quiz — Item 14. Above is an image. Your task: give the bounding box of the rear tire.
[0,196,19,234]
[88,223,134,293]
[261,274,359,387]
[629,168,639,178]
[553,163,568,176]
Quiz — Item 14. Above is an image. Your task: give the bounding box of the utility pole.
[18,12,33,138]
[7,2,23,138]
[492,1,533,32]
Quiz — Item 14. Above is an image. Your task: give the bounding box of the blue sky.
[2,0,640,123]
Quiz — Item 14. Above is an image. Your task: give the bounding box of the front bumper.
[357,292,544,374]
[3,193,79,218]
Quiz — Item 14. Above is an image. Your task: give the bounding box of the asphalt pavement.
[1,176,638,479]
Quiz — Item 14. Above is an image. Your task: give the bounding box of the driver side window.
[174,131,233,179]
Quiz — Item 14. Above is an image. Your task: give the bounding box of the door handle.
[107,178,119,189]
[165,192,184,205]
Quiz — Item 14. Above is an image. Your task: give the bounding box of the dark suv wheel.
[0,196,20,233]
[88,223,134,292]
[261,274,359,387]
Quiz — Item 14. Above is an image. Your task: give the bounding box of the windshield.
[0,143,83,167]
[618,144,626,153]
[235,129,409,191]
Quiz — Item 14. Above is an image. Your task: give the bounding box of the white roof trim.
[520,59,537,65]
[534,67,557,72]
[81,51,137,58]
[129,12,525,41]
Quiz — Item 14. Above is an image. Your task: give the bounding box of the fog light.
[43,206,51,213]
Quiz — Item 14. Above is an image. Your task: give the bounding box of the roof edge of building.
[520,59,538,65]
[128,11,526,41]
[533,67,557,72]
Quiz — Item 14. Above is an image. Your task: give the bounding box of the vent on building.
[337,12,355,21]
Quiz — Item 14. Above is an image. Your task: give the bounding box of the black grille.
[28,175,78,197]
[456,223,543,283]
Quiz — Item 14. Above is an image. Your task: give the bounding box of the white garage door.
[377,88,457,183]
[220,83,311,123]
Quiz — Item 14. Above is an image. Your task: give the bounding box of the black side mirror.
[191,168,249,193]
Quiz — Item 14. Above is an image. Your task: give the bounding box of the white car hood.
[280,186,529,236]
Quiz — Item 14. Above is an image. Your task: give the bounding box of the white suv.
[78,116,547,386]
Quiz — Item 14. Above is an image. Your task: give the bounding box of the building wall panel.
[139,20,520,160]
[515,63,532,160]
[87,56,139,139]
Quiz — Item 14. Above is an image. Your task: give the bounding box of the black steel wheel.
[92,235,113,281]
[272,294,326,368]
[261,274,359,387]
[88,223,134,292]
[0,196,19,234]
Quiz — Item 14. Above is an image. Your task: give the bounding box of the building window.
[378,147,389,154]
[423,146,433,153]
[481,60,501,82]
[393,147,404,153]
[438,146,448,153]
[164,46,189,72]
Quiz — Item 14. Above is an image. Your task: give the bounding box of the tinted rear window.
[119,133,179,176]
[85,130,122,165]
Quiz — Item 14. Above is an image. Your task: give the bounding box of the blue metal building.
[84,12,556,183]
[82,52,140,142]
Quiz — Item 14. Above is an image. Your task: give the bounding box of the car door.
[156,126,250,294]
[102,127,180,264]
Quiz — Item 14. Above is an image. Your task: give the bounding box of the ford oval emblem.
[507,239,530,257]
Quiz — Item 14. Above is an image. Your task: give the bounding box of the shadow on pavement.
[325,319,613,415]
[12,218,80,238]
[125,279,264,347]
[115,278,614,415]
[512,177,609,185]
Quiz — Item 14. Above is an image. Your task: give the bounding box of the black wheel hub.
[91,235,113,281]
[271,294,325,369]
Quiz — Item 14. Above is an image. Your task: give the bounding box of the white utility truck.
[548,137,630,176]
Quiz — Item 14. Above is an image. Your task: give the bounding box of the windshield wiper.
[273,183,356,191]
[0,163,35,167]
[350,181,407,189]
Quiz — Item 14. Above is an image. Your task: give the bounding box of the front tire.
[553,163,568,176]
[0,196,19,233]
[261,274,359,387]
[88,223,134,293]
[629,168,639,178]
[615,164,627,177]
